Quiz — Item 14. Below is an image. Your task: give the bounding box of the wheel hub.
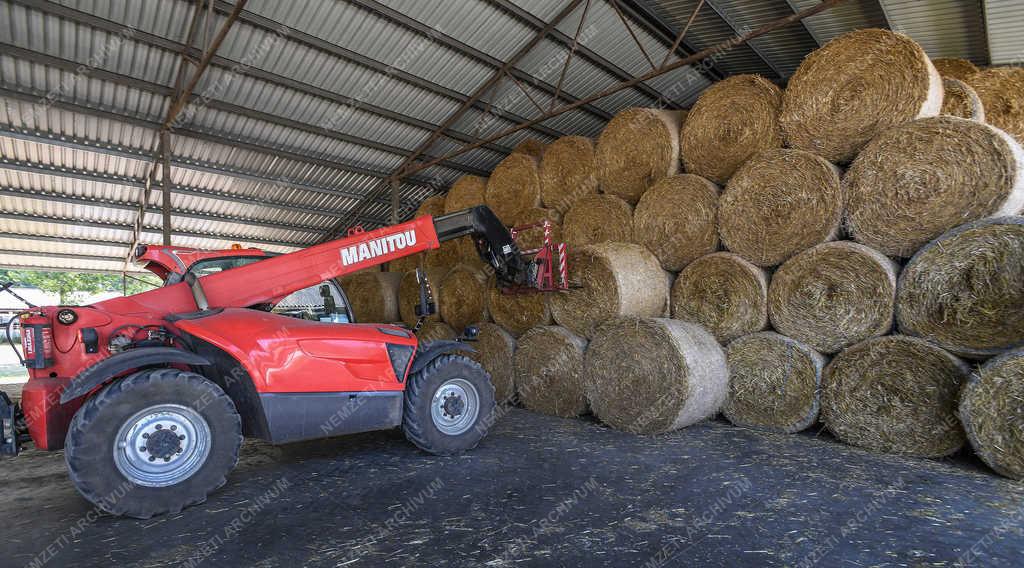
[144,428,184,461]
[114,404,211,487]
[430,378,480,436]
[442,392,466,418]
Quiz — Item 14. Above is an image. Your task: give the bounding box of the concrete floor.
[2,409,1023,568]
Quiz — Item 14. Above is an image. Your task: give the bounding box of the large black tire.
[64,368,242,518]
[403,354,496,455]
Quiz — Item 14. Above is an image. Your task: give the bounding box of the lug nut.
[140,446,147,452]
[142,433,149,439]
[148,456,156,462]
[155,424,162,430]
[170,425,177,431]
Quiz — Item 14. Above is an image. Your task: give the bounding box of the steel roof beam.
[0,44,490,179]
[700,0,786,78]
[0,249,128,264]
[9,0,514,156]
[1,232,131,249]
[488,0,682,106]
[613,0,726,81]
[0,212,307,249]
[1,183,328,236]
[0,87,441,202]
[347,0,613,121]
[207,0,566,141]
[0,123,410,217]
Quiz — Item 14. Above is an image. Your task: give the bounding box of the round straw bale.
[416,320,457,343]
[780,29,943,163]
[562,194,633,247]
[388,253,421,273]
[768,242,897,354]
[539,135,598,213]
[486,153,542,222]
[718,148,842,267]
[723,332,826,434]
[424,239,459,269]
[670,252,768,344]
[414,194,445,218]
[959,349,1024,479]
[941,78,985,122]
[844,116,1024,257]
[551,243,668,338]
[932,57,980,81]
[680,75,784,184]
[515,326,588,418]
[512,138,548,160]
[634,174,719,271]
[897,217,1024,357]
[340,272,402,323]
[820,335,968,458]
[585,317,727,434]
[967,67,1024,143]
[398,267,449,327]
[487,284,551,337]
[512,207,563,252]
[438,264,489,332]
[596,108,683,204]
[467,322,517,403]
[444,175,487,213]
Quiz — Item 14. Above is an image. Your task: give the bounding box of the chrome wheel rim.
[430,378,479,436]
[113,404,211,487]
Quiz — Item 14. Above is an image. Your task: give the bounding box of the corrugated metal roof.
[878,0,988,64]
[983,0,1024,65]
[0,0,1014,274]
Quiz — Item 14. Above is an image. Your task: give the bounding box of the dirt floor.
[1,409,1022,567]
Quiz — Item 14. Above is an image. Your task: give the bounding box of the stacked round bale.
[843,116,1024,258]
[968,67,1024,143]
[941,78,985,122]
[595,107,684,204]
[342,272,403,323]
[960,350,1024,480]
[670,253,768,344]
[438,264,489,333]
[821,335,968,458]
[723,332,825,434]
[897,217,1024,358]
[585,317,728,434]
[633,174,719,272]
[551,242,669,338]
[680,74,784,185]
[780,28,943,163]
[718,148,842,267]
[562,194,633,247]
[931,57,979,81]
[515,326,589,418]
[486,152,541,223]
[768,241,897,354]
[466,322,517,403]
[539,135,598,214]
[487,279,551,337]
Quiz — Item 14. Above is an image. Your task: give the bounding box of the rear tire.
[402,354,495,455]
[64,368,242,518]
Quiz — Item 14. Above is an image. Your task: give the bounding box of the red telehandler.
[1,206,565,518]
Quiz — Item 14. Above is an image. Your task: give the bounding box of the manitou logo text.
[340,230,417,266]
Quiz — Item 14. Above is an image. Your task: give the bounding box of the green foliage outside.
[0,269,161,304]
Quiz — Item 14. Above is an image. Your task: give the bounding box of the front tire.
[65,368,242,518]
[403,354,495,455]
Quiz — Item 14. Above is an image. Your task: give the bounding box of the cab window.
[187,257,266,278]
[272,281,353,323]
